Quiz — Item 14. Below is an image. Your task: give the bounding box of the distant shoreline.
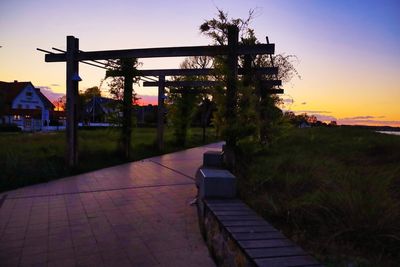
[376,131,400,136]
[341,124,400,132]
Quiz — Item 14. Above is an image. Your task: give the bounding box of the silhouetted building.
[136,104,158,125]
[0,81,64,131]
[82,96,121,124]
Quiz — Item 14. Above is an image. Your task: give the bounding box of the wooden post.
[157,75,165,150]
[224,26,239,169]
[66,36,79,168]
[121,58,133,159]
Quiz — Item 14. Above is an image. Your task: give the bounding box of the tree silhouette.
[167,56,213,145]
[200,9,300,149]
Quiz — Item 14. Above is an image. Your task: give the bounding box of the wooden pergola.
[41,26,282,168]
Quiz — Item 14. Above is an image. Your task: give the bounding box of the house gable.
[12,83,45,110]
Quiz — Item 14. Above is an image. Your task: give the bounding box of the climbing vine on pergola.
[38,26,282,168]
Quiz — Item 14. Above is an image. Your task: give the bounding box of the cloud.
[282,98,294,104]
[37,86,64,102]
[336,115,399,127]
[342,115,385,120]
[50,83,60,87]
[295,110,332,114]
[315,114,338,122]
[291,110,337,122]
[301,102,307,105]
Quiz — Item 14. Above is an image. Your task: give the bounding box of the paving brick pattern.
[0,143,222,267]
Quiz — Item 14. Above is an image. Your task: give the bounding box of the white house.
[0,81,58,131]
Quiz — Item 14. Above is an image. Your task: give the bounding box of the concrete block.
[198,168,236,199]
[203,151,224,167]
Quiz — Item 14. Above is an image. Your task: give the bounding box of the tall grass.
[238,127,400,266]
[0,127,216,192]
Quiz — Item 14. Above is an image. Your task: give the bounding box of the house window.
[26,92,32,97]
[13,115,21,120]
[36,106,41,109]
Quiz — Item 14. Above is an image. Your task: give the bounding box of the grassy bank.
[0,127,217,192]
[238,127,400,266]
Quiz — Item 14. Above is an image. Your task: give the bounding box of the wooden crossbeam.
[268,89,284,94]
[169,88,284,95]
[136,67,278,76]
[261,80,282,87]
[143,79,282,87]
[45,44,275,62]
[143,80,222,87]
[169,88,211,94]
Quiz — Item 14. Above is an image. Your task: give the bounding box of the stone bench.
[203,150,224,168]
[203,199,323,267]
[197,150,323,267]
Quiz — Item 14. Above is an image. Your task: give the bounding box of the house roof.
[84,96,120,116]
[0,81,32,104]
[0,81,55,109]
[35,88,55,109]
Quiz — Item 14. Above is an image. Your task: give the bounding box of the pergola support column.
[121,58,134,159]
[157,75,165,150]
[65,36,79,168]
[224,26,239,170]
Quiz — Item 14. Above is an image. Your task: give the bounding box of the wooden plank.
[137,67,278,76]
[213,210,256,216]
[246,246,307,259]
[207,204,248,209]
[209,205,252,211]
[143,80,282,88]
[268,89,284,94]
[249,249,305,261]
[206,200,245,205]
[227,226,276,234]
[232,231,285,241]
[205,199,242,206]
[143,80,223,87]
[140,68,214,76]
[169,88,211,94]
[221,220,269,227]
[254,255,321,267]
[45,44,275,62]
[239,239,294,249]
[167,87,282,95]
[218,215,260,221]
[261,80,282,86]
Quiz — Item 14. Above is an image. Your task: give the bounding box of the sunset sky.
[1,0,399,126]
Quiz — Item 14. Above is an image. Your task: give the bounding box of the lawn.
[0,127,217,192]
[238,127,400,266]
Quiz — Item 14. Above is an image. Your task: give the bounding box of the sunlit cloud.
[282,98,294,104]
[295,110,332,114]
[37,86,64,102]
[342,115,385,120]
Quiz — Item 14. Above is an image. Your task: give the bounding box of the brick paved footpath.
[0,143,222,267]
